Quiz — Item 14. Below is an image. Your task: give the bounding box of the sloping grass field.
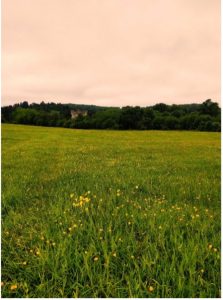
[1,124,221,298]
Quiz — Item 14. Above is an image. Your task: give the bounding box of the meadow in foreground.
[1,124,220,298]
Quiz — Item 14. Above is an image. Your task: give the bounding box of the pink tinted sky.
[2,0,220,107]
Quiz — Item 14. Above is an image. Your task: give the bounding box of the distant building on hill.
[71,109,88,119]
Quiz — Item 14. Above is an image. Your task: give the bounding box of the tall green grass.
[1,124,220,297]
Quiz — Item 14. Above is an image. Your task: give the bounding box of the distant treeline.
[1,99,221,131]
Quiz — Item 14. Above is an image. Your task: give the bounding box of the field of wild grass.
[1,124,221,298]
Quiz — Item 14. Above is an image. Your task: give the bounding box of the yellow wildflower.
[148,286,154,292]
[10,284,18,291]
[93,256,99,262]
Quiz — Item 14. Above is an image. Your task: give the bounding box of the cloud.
[2,0,220,106]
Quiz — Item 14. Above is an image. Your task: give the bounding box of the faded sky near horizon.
[2,0,220,107]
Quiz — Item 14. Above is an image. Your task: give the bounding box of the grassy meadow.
[1,124,221,298]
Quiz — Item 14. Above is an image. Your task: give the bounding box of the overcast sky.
[2,0,220,107]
